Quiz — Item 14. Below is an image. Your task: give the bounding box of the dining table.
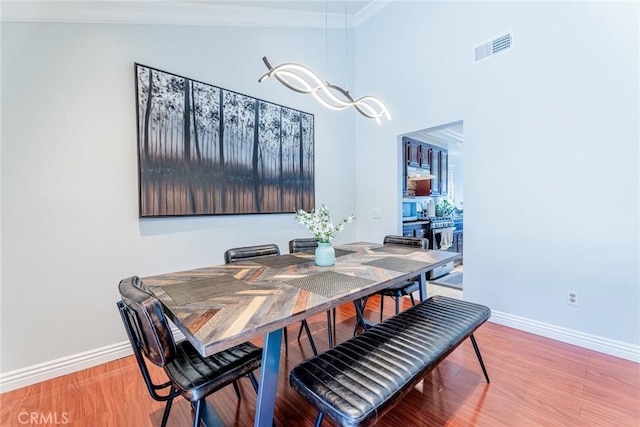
[142,241,460,427]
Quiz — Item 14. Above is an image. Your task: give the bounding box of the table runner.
[284,271,375,298]
[250,254,311,268]
[371,245,420,255]
[363,257,430,273]
[163,275,256,305]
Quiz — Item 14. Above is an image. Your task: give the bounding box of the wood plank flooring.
[1,290,639,427]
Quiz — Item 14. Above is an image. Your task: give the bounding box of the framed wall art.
[135,63,315,217]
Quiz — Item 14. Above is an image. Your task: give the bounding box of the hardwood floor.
[1,293,638,427]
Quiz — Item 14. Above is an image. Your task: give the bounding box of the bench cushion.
[289,296,491,427]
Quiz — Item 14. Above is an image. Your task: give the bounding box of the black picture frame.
[135,63,315,217]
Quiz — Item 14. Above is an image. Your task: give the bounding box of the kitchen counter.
[402,219,430,225]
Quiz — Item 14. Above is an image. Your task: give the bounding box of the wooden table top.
[143,242,459,357]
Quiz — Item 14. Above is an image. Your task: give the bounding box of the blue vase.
[315,242,336,267]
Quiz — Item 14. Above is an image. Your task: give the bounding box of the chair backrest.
[118,276,176,368]
[383,235,428,249]
[224,244,280,264]
[289,238,319,254]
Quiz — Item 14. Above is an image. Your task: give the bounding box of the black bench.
[289,295,491,427]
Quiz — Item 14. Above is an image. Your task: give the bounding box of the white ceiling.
[405,121,464,157]
[0,0,392,28]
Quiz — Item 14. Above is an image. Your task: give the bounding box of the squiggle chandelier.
[258,56,391,124]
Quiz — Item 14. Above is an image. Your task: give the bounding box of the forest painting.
[135,64,315,217]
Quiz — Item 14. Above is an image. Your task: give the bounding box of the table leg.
[255,328,282,427]
[196,401,224,427]
[352,297,372,335]
[326,310,334,349]
[332,308,336,340]
[418,272,427,301]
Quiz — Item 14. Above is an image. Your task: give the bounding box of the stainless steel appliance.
[426,217,456,279]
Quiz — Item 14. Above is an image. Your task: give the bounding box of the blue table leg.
[352,297,373,335]
[326,310,334,349]
[195,401,224,427]
[418,272,427,301]
[255,328,282,427]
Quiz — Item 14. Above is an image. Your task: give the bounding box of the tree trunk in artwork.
[183,79,192,162]
[143,69,153,159]
[218,89,226,212]
[191,83,203,213]
[299,115,304,209]
[279,109,284,212]
[183,79,195,213]
[191,83,202,164]
[252,101,260,212]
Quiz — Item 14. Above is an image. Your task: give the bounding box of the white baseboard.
[489,310,640,363]
[0,342,132,394]
[0,326,186,394]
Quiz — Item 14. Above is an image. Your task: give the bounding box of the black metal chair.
[289,238,339,349]
[288,238,320,254]
[375,235,428,321]
[117,276,262,427]
[224,243,318,356]
[223,243,284,265]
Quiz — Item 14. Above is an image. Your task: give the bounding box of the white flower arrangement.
[294,205,356,243]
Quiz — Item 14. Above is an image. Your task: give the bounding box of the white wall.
[450,155,464,207]
[0,22,356,374]
[354,2,639,348]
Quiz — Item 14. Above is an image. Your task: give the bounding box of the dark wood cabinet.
[452,231,463,265]
[405,140,421,168]
[452,217,463,264]
[428,147,449,196]
[420,145,431,170]
[402,222,428,239]
[402,138,448,197]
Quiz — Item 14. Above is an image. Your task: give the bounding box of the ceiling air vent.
[474,31,513,63]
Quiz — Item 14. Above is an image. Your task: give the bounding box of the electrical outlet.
[372,208,382,219]
[567,290,579,306]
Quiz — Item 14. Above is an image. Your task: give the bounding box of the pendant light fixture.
[258,2,391,124]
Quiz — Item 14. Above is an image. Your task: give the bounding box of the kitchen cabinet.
[419,145,431,170]
[452,231,463,265]
[402,222,428,239]
[402,138,448,196]
[452,217,463,265]
[426,146,448,196]
[405,139,421,168]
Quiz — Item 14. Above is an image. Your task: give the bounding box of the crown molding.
[0,1,393,28]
